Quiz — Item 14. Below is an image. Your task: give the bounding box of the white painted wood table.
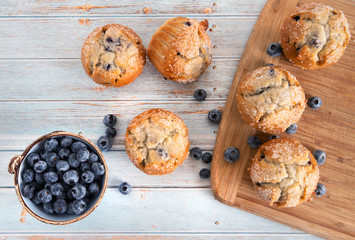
[0,1,323,239]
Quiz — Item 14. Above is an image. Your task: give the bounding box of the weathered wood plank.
[0,17,255,59]
[2,151,212,188]
[0,188,303,233]
[2,0,266,16]
[0,59,237,101]
[0,101,223,150]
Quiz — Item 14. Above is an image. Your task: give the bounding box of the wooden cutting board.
[210,0,355,239]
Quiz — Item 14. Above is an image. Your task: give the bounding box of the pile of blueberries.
[21,136,105,215]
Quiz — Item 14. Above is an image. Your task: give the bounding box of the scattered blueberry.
[81,171,95,184]
[97,136,112,151]
[35,173,45,185]
[119,182,132,195]
[268,135,280,141]
[315,183,326,196]
[58,148,71,159]
[22,169,35,183]
[88,153,99,163]
[44,138,58,152]
[224,147,240,163]
[38,189,53,203]
[51,183,64,196]
[103,114,117,127]
[46,152,59,168]
[105,127,117,138]
[44,171,58,183]
[190,147,202,160]
[202,152,213,163]
[71,141,87,153]
[199,168,210,178]
[313,150,326,166]
[194,89,207,101]
[267,42,283,57]
[26,153,40,167]
[247,135,262,149]
[43,202,54,214]
[208,109,222,123]
[72,199,87,215]
[56,160,70,172]
[53,199,68,214]
[68,153,80,168]
[63,170,79,185]
[77,148,90,162]
[92,162,105,176]
[60,136,73,148]
[34,160,47,173]
[70,184,86,200]
[88,182,100,196]
[285,123,297,134]
[22,183,35,199]
[308,96,322,109]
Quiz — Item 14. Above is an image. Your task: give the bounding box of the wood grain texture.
[211,0,355,240]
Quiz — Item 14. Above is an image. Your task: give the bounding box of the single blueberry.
[68,153,80,168]
[92,162,105,176]
[103,114,117,127]
[88,153,99,163]
[39,149,47,160]
[202,152,213,163]
[199,168,210,178]
[208,109,222,123]
[71,141,87,153]
[268,135,280,141]
[267,42,283,57]
[60,136,73,148]
[308,96,322,109]
[67,202,74,214]
[22,169,35,183]
[72,199,87,215]
[53,199,68,214]
[63,170,79,185]
[315,183,326,196]
[119,182,132,195]
[35,172,45,185]
[45,138,58,152]
[31,192,42,205]
[51,183,64,196]
[70,184,87,200]
[97,135,113,151]
[58,148,71,159]
[88,182,100,196]
[77,148,90,162]
[105,127,117,138]
[194,89,207,101]
[43,202,54,214]
[33,160,47,173]
[190,147,202,160]
[26,153,40,167]
[81,171,95,184]
[38,189,53,203]
[224,147,240,163]
[22,183,35,199]
[285,123,297,134]
[313,150,326,166]
[80,162,91,172]
[44,171,58,183]
[56,160,70,172]
[46,152,59,168]
[247,135,262,149]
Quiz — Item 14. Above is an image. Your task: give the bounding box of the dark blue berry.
[72,199,87,215]
[105,127,117,138]
[43,202,54,214]
[267,42,283,57]
[224,147,240,163]
[67,190,74,200]
[97,135,112,151]
[202,152,213,163]
[60,136,73,148]
[31,192,42,205]
[199,168,210,178]
[56,191,67,200]
[68,153,80,168]
[67,202,74,214]
[35,172,45,185]
[308,96,322,109]
[45,138,58,152]
[26,153,40,167]
[285,123,297,134]
[88,182,100,196]
[22,169,35,183]
[58,148,71,159]
[194,89,207,101]
[92,162,105,176]
[313,150,326,166]
[80,162,91,172]
[33,160,47,173]
[63,170,79,185]
[50,183,64,196]
[81,171,95,184]
[44,171,58,183]
[70,184,86,200]
[190,147,202,160]
[103,114,117,127]
[185,21,191,27]
[46,152,59,168]
[56,160,70,172]
[71,141,87,153]
[39,149,47,160]
[119,182,132,195]
[22,183,35,199]
[315,183,326,196]
[208,109,222,123]
[77,148,90,162]
[88,153,99,163]
[247,135,262,149]
[38,189,52,203]
[44,183,53,191]
[56,170,63,180]
[53,199,68,214]
[268,135,280,141]
[265,63,274,66]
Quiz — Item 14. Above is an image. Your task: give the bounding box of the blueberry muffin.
[147,17,212,83]
[125,109,190,175]
[281,3,350,69]
[237,66,306,134]
[249,138,319,207]
[81,24,146,88]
